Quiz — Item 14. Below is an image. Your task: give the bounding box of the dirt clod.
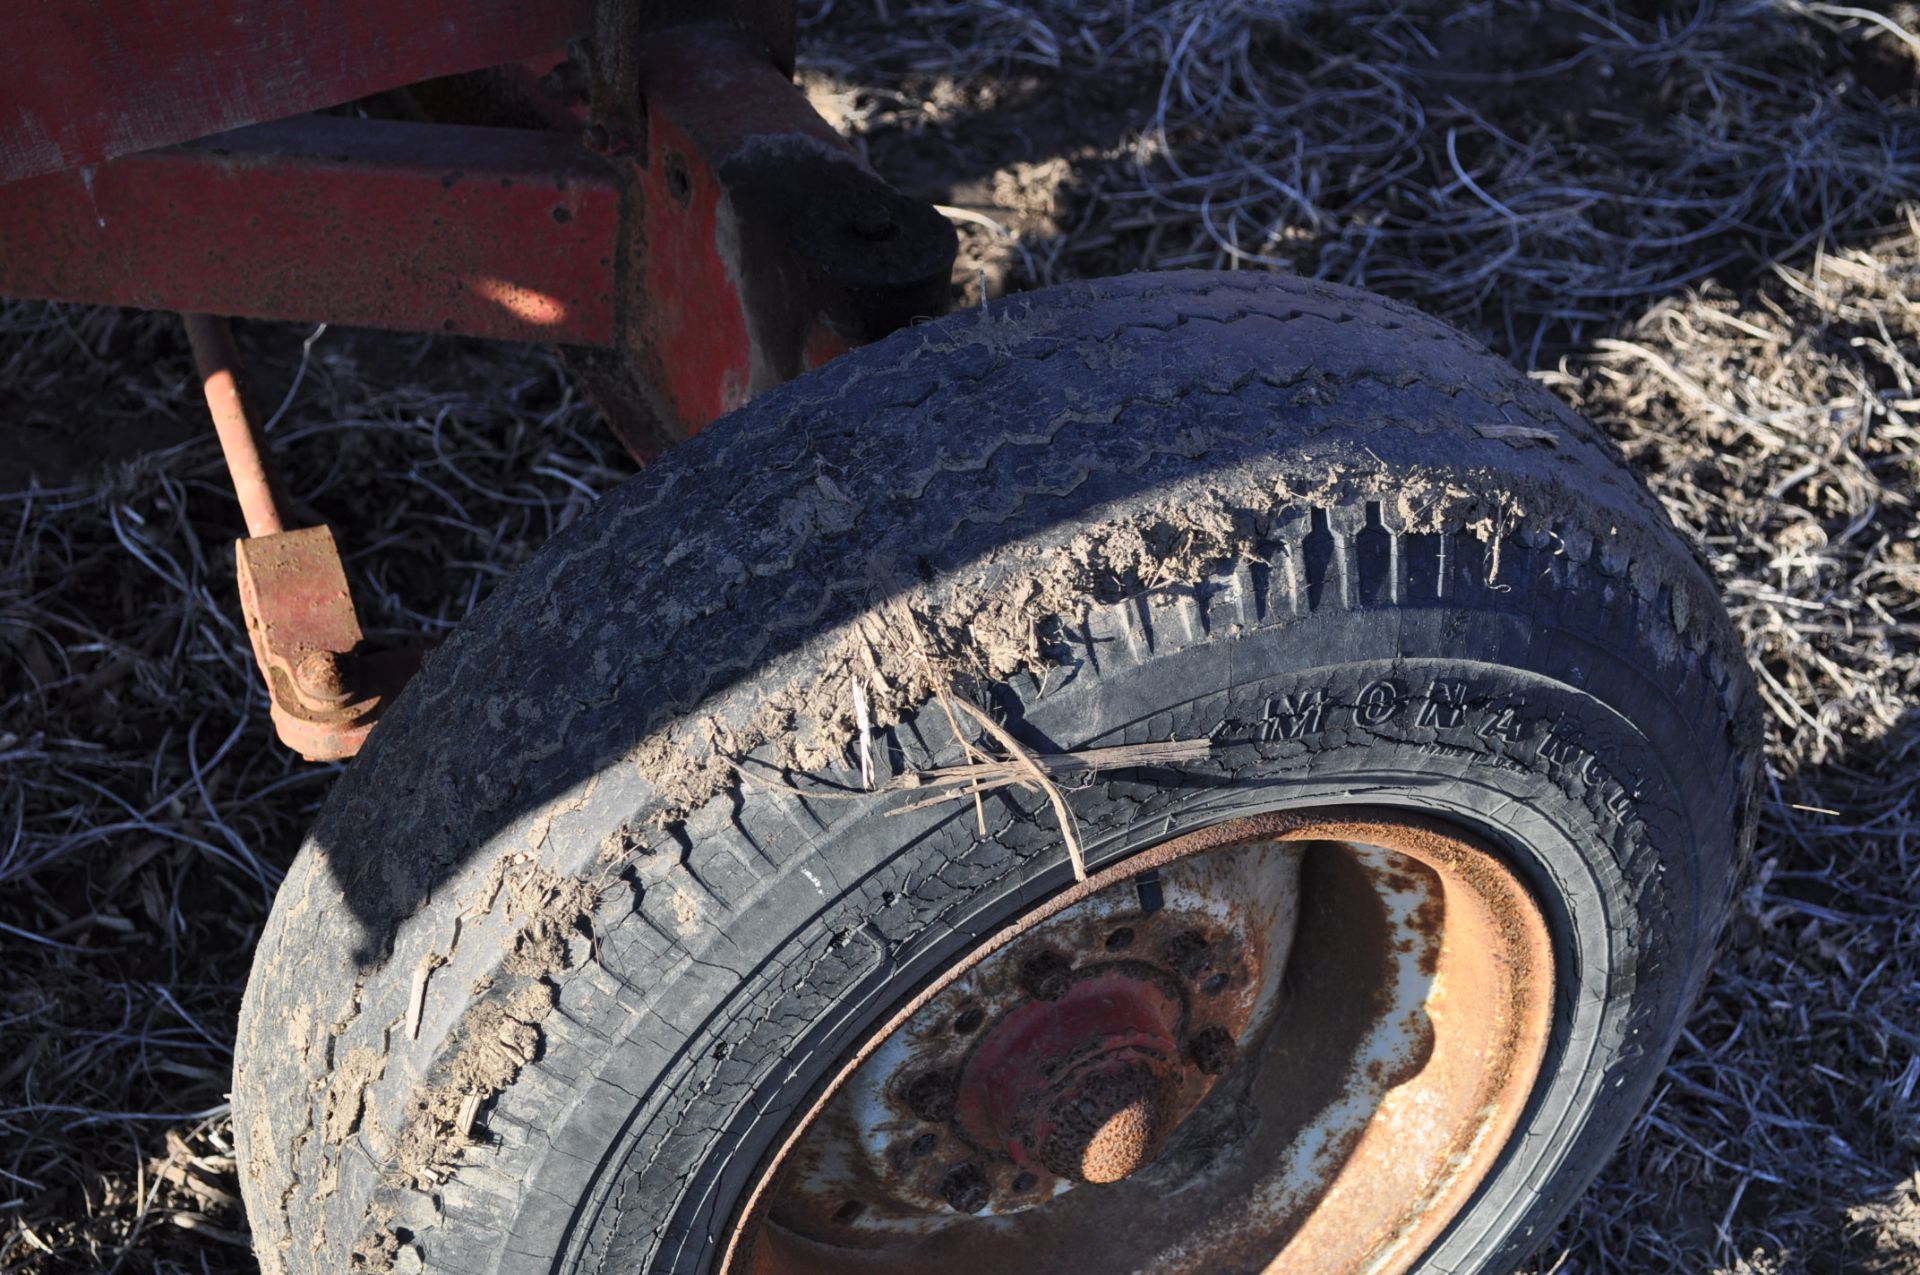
[322,1049,387,1146]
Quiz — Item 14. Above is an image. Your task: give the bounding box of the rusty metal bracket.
[233,528,418,761]
[183,314,418,761]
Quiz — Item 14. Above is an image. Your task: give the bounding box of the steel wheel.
[725,811,1552,1274]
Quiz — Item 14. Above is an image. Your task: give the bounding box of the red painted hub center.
[954,970,1186,1184]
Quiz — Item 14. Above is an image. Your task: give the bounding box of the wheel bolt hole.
[1202,972,1229,995]
[904,1070,957,1123]
[664,152,692,206]
[909,1132,938,1158]
[1105,926,1135,950]
[1163,928,1212,978]
[952,1006,985,1034]
[832,1199,865,1225]
[1020,949,1073,1001]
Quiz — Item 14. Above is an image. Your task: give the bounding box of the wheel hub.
[954,969,1187,1184]
[748,838,1300,1232]
[726,810,1554,1275]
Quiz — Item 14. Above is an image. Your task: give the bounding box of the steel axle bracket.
[234,528,418,762]
[565,22,958,458]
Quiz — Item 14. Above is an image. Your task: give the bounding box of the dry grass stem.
[945,695,1089,880]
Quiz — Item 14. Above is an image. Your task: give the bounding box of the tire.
[233,271,1760,1275]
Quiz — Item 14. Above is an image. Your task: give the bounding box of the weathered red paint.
[183,313,286,539]
[801,323,855,372]
[0,0,595,186]
[621,26,853,436]
[953,971,1186,1184]
[0,115,621,344]
[633,105,757,429]
[586,24,956,455]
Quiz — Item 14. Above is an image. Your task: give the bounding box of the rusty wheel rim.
[723,808,1554,1275]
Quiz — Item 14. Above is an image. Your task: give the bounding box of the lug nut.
[939,1163,991,1214]
[904,1069,957,1123]
[1163,928,1212,978]
[1019,949,1073,1001]
[1187,1025,1237,1076]
[292,650,349,705]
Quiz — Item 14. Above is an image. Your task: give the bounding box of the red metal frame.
[0,2,957,757]
[0,0,595,185]
[603,25,955,445]
[0,17,956,450]
[0,116,622,345]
